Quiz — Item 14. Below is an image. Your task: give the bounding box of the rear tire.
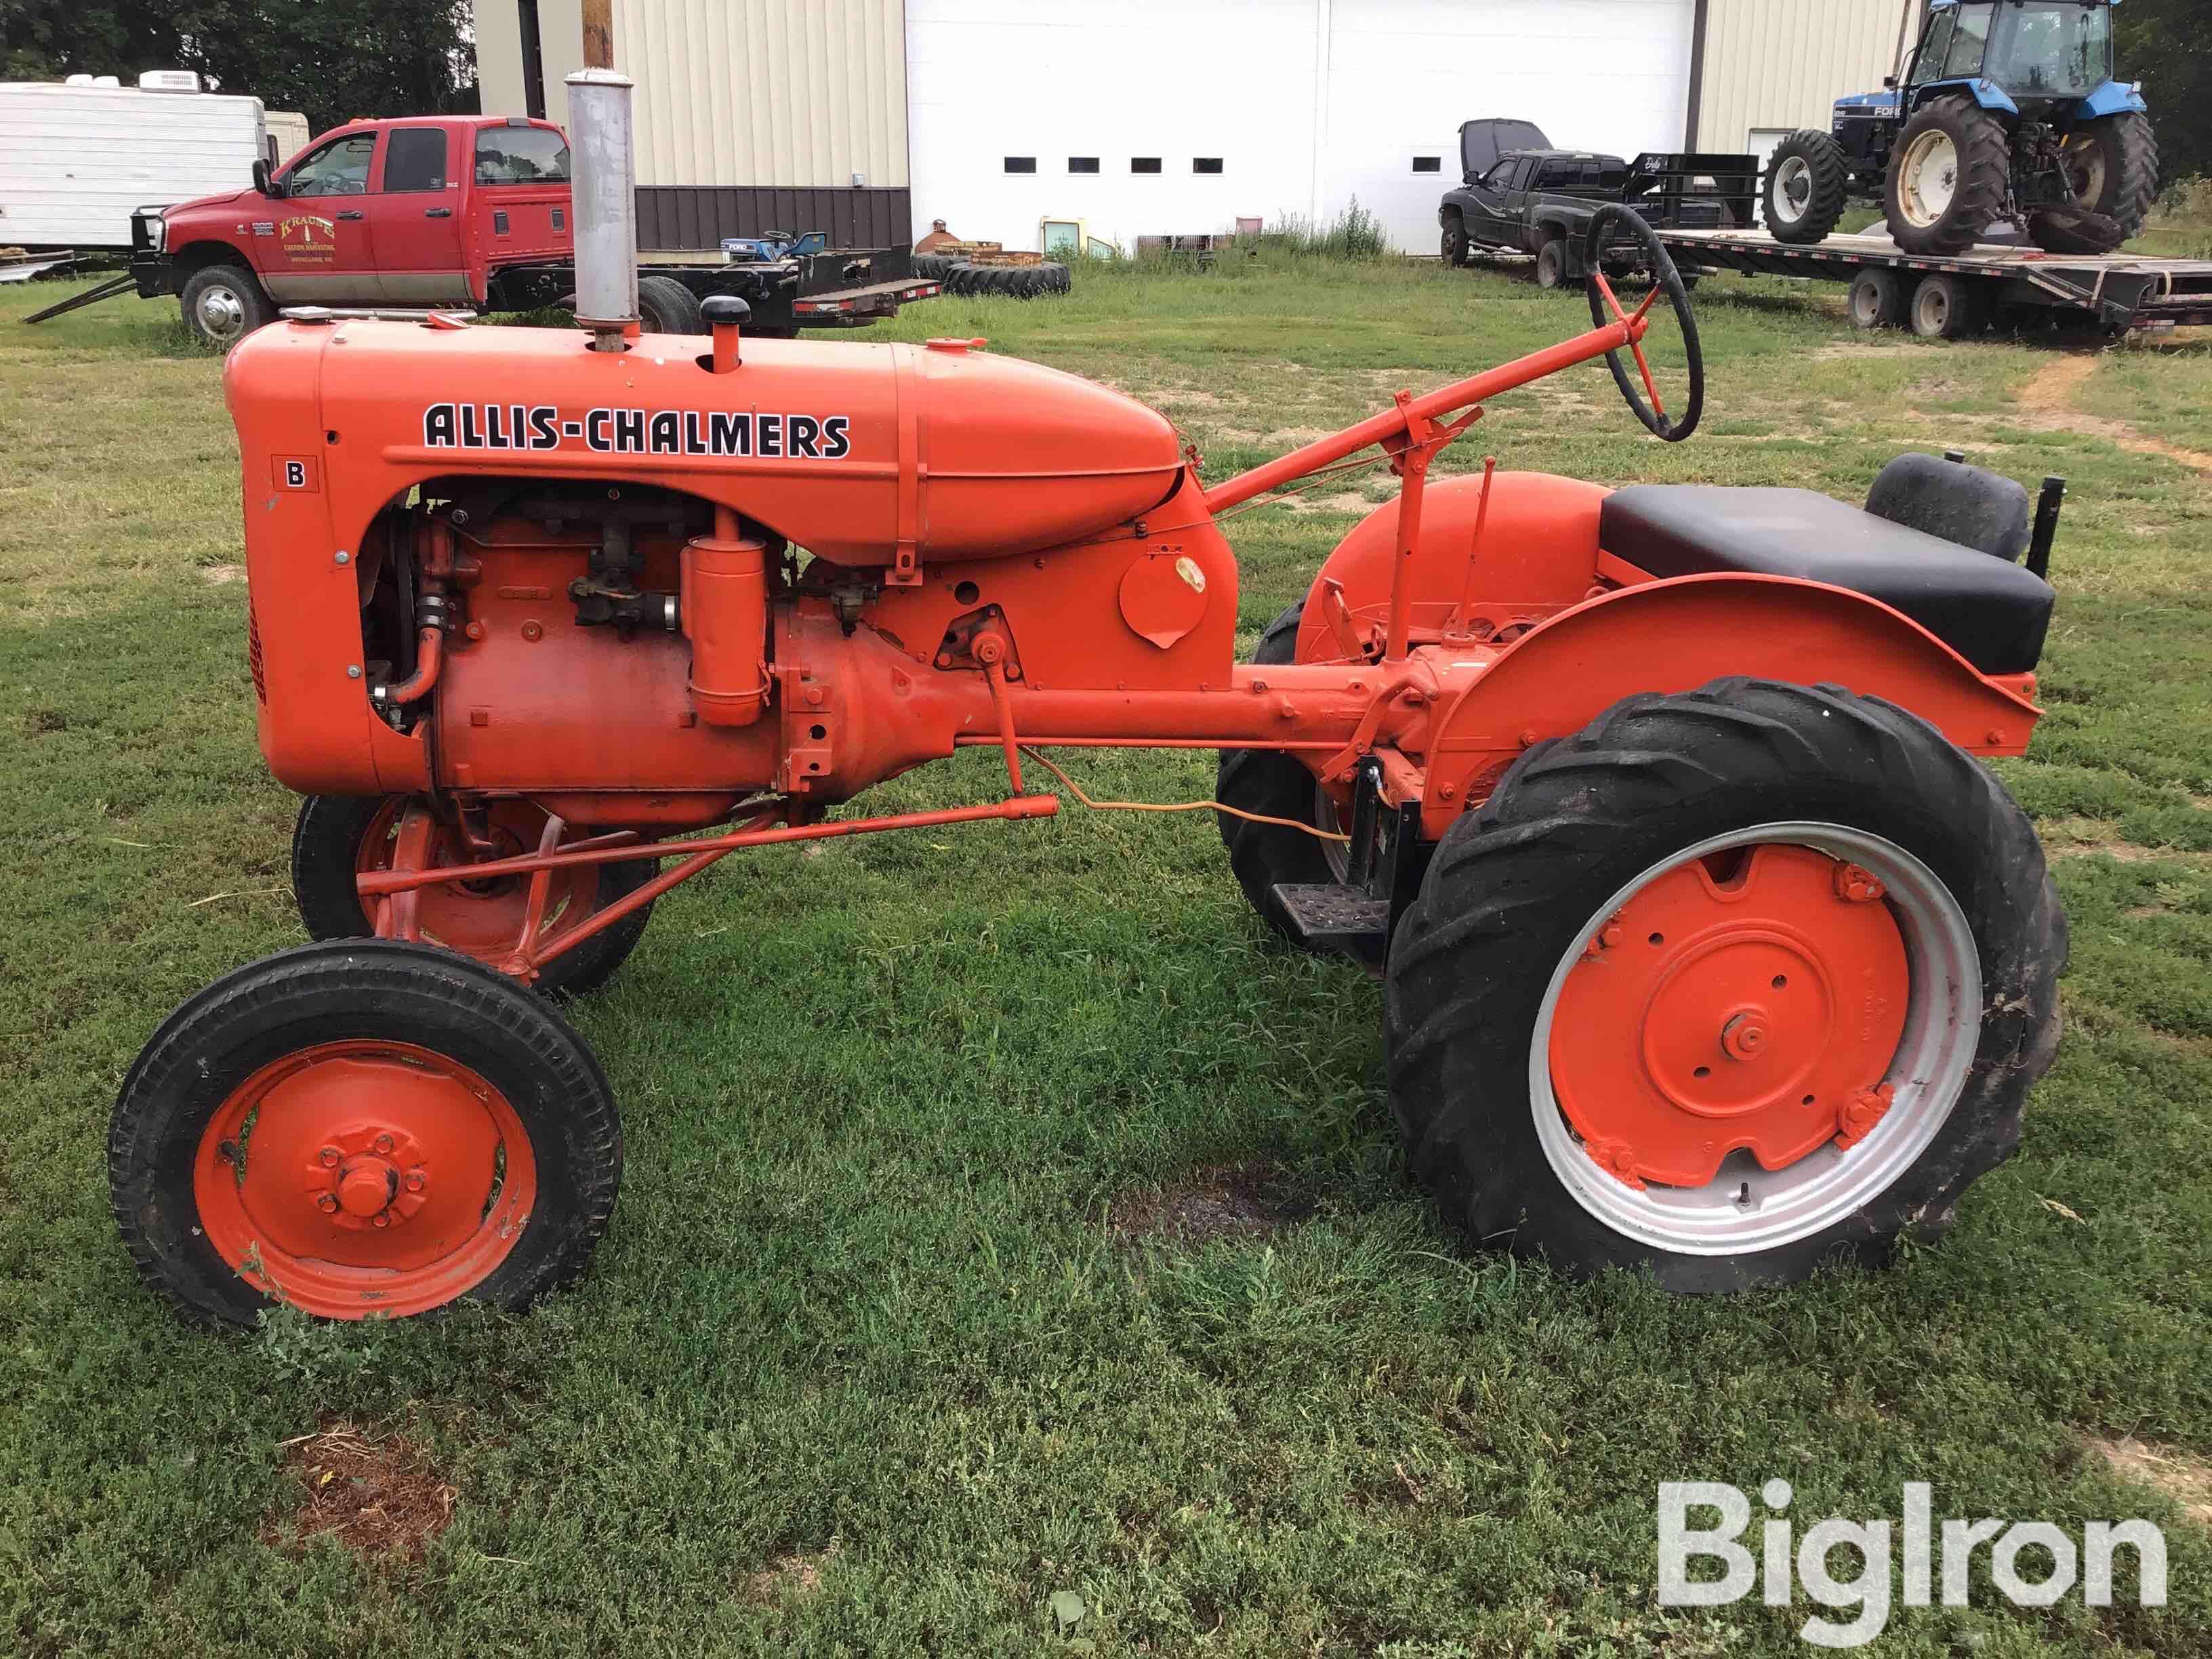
[636,274,705,333]
[1216,602,1347,949]
[1909,272,1985,340]
[1761,131,1850,245]
[1534,234,1570,291]
[1847,268,1905,329]
[1385,678,2064,1292]
[2062,111,2158,241]
[1885,95,2009,256]
[110,939,621,1326]
[291,794,657,997]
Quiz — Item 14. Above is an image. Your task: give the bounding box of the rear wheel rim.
[193,1040,537,1317]
[1898,130,1959,226]
[1528,823,1979,1255]
[1915,281,1950,334]
[1771,155,1812,225]
[2061,135,2106,207]
[356,799,602,966]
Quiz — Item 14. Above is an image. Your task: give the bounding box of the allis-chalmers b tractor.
[111,75,2068,1326]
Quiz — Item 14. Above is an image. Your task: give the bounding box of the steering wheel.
[1582,204,1703,443]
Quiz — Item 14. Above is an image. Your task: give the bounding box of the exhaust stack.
[564,68,638,352]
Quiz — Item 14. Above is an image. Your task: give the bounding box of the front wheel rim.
[193,1040,538,1317]
[196,286,247,340]
[1528,823,1980,1256]
[1898,130,1959,226]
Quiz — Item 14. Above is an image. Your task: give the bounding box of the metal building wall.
[617,0,908,192]
[472,0,912,249]
[1691,0,1921,152]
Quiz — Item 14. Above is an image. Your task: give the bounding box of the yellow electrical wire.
[1019,747,1351,844]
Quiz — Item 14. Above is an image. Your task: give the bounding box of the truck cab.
[134,115,574,340]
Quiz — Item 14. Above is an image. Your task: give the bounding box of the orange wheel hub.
[357,799,599,968]
[193,1040,536,1319]
[1548,844,1908,1188]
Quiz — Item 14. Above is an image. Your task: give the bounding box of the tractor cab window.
[1988,1,2112,98]
[1925,3,1994,83]
[475,125,571,186]
[284,133,376,198]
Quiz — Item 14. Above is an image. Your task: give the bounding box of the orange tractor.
[110,76,2068,1326]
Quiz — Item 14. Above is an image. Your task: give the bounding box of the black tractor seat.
[1599,485,2056,676]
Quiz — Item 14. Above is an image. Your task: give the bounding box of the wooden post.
[582,0,614,69]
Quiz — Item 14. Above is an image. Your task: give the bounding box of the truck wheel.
[1885,95,2008,256]
[1908,272,1985,340]
[2061,112,2158,241]
[636,274,705,333]
[1216,602,1349,949]
[1385,678,2064,1292]
[291,794,658,997]
[179,263,276,349]
[110,939,620,1326]
[1441,213,1471,268]
[1761,130,1849,245]
[1534,234,1570,290]
[1847,268,1905,329]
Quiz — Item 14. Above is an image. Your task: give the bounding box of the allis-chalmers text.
[422,403,853,459]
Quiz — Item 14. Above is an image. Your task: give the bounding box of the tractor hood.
[226,320,1185,567]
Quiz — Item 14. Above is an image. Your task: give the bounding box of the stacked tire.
[943,260,1071,299]
[914,251,955,281]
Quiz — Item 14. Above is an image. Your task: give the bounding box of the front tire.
[1762,131,1849,245]
[1216,602,1347,949]
[1441,213,1471,268]
[1534,233,1570,291]
[1885,95,2009,256]
[1385,679,2064,1292]
[179,263,276,349]
[291,794,657,996]
[110,940,621,1326]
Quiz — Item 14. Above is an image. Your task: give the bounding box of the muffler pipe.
[564,68,639,352]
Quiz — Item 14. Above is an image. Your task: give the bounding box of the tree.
[2122,0,2211,188]
[1,1,476,136]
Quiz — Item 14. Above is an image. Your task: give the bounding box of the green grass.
[3,257,2210,1656]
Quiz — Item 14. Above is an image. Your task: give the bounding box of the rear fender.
[1419,572,2041,840]
[1294,471,1607,662]
[2078,81,2148,119]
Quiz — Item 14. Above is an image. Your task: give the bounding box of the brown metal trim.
[635,186,913,251]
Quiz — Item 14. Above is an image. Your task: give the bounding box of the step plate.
[1271,882,1389,969]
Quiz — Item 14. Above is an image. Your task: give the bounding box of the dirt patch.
[262,1421,456,1560]
[199,563,245,584]
[1107,1160,1317,1246]
[745,1547,832,1602]
[1814,340,1924,361]
[1276,489,1382,514]
[2013,354,2212,475]
[2090,1436,2212,1524]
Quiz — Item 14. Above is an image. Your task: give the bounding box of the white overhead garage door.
[905,0,1697,255]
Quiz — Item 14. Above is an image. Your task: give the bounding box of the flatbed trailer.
[1655,227,2212,336]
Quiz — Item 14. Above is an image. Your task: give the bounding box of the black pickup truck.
[1439,118,1757,288]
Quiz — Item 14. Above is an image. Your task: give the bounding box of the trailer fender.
[1294,471,1608,663]
[1418,571,2041,839]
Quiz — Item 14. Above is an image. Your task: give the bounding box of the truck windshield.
[1988,2,2112,98]
[475,127,570,185]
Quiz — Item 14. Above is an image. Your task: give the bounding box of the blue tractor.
[1762,0,2156,256]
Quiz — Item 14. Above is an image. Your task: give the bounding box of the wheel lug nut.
[318,1194,340,1212]
[319,1146,341,1166]
[405,1172,426,1191]
[371,1213,390,1227]
[373,1133,394,1153]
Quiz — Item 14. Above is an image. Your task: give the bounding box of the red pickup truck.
[127,113,935,347]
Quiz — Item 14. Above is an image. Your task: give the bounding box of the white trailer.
[0,74,288,252]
